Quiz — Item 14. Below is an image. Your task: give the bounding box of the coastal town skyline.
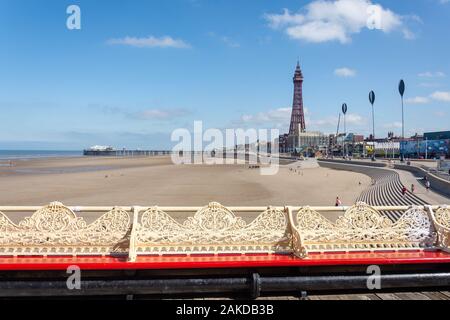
[1,0,450,150]
[1,1,450,302]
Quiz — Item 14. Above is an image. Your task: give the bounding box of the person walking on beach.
[401,186,407,196]
[425,180,431,192]
[335,197,342,207]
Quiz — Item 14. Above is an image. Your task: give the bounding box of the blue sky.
[0,0,449,150]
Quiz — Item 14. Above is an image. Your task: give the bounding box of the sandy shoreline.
[0,156,369,206]
[0,155,374,223]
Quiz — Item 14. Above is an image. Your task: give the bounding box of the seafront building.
[287,130,328,154]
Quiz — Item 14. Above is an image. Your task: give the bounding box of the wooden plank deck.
[256,291,450,300]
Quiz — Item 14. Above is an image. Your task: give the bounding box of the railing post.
[286,206,307,258]
[128,206,140,262]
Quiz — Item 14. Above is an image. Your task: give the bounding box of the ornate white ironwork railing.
[0,202,449,261]
[291,203,436,257]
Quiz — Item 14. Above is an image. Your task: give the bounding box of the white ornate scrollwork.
[432,206,450,252]
[0,202,131,256]
[0,201,448,259]
[434,206,450,229]
[134,202,291,255]
[295,202,436,253]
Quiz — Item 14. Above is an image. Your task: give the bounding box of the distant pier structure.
[83,146,173,157]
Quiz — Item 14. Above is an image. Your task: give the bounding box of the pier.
[83,149,174,157]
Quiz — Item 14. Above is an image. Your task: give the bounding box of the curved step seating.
[357,170,427,221]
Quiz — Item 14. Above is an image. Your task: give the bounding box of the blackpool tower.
[289,61,306,135]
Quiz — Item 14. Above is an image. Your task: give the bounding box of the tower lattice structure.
[289,62,306,135]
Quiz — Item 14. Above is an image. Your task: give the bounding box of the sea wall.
[317,159,387,168]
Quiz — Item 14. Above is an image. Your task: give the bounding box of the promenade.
[317,159,450,224]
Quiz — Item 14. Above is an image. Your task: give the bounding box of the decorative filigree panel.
[434,206,450,229]
[0,201,448,260]
[133,202,291,255]
[432,206,450,252]
[0,202,131,256]
[294,202,436,254]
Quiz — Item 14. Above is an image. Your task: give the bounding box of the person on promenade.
[401,186,407,196]
[425,180,431,192]
[411,184,415,193]
[335,197,342,207]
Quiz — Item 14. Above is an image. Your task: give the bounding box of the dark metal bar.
[0,278,250,297]
[0,273,449,297]
[262,273,450,292]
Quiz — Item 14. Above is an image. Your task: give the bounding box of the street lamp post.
[369,91,376,161]
[399,79,406,162]
[342,103,347,158]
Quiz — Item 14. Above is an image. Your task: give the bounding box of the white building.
[287,130,328,153]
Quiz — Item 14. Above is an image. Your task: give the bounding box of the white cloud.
[265,9,305,29]
[240,107,293,125]
[107,36,191,48]
[419,82,442,88]
[97,105,191,121]
[238,108,366,134]
[405,96,430,104]
[334,67,357,77]
[402,28,416,40]
[418,71,446,78]
[265,0,413,44]
[430,91,450,102]
[345,113,366,124]
[403,91,450,104]
[308,113,366,127]
[207,32,240,48]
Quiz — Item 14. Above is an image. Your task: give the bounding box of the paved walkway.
[395,168,449,204]
[318,160,450,221]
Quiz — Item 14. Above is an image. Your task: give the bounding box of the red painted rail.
[0,251,450,271]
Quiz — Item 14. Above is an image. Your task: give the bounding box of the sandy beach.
[0,156,370,208]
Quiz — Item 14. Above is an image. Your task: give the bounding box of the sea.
[0,150,82,161]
